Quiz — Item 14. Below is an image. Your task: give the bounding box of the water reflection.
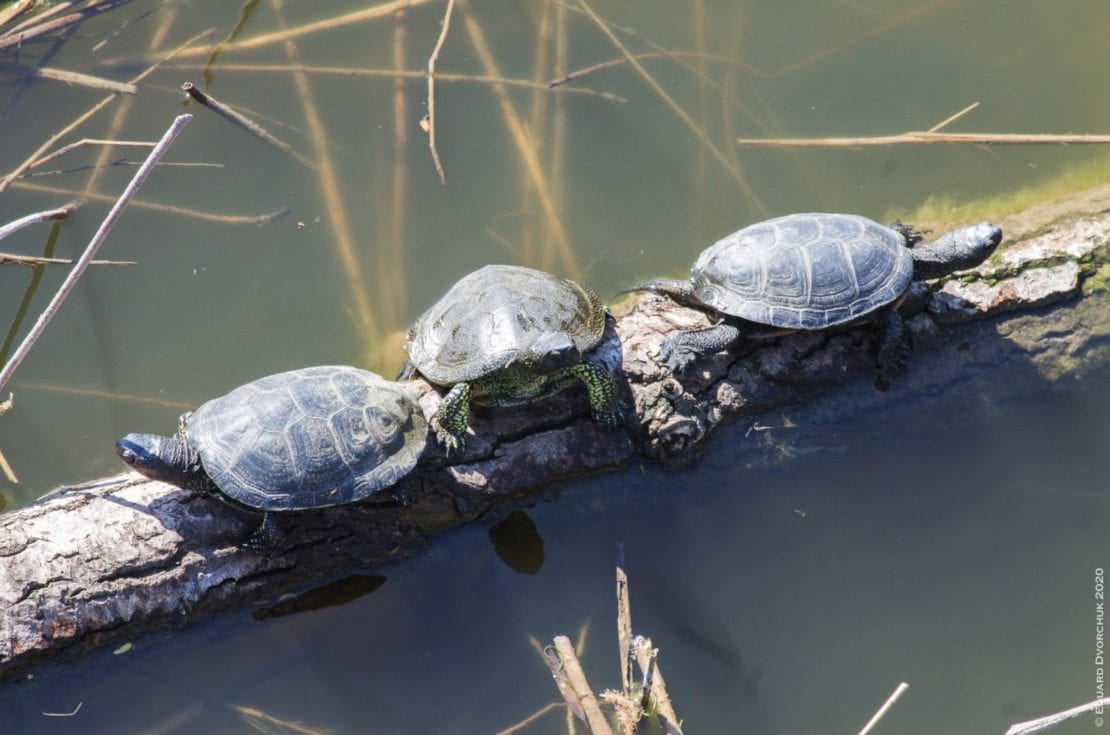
[488,509,546,575]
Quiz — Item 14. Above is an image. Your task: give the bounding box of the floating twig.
[148,61,626,101]
[181,81,315,169]
[0,202,80,242]
[41,702,82,717]
[457,0,579,277]
[552,635,614,735]
[0,0,137,52]
[576,0,764,215]
[0,27,214,193]
[425,0,455,185]
[857,682,909,735]
[0,63,137,93]
[11,181,288,226]
[736,131,1110,148]
[0,253,133,266]
[30,138,155,171]
[927,101,980,133]
[1004,698,1110,735]
[615,544,633,695]
[0,114,191,394]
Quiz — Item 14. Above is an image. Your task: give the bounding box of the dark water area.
[1,0,1109,733]
[2,361,1108,734]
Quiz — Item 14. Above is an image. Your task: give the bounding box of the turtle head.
[519,332,581,373]
[116,433,209,492]
[913,222,1003,280]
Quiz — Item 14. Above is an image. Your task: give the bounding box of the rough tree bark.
[2,187,1109,680]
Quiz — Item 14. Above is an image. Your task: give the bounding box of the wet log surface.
[2,189,1109,680]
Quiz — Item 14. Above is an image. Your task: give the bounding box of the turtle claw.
[659,338,699,374]
[431,420,464,454]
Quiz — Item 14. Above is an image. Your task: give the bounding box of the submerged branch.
[0,0,137,52]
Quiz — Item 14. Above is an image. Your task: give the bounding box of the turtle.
[399,264,623,451]
[115,365,428,549]
[632,213,1002,374]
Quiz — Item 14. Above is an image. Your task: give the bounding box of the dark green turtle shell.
[691,213,915,330]
[405,264,606,385]
[185,366,426,511]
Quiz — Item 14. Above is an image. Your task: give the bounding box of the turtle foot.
[659,338,700,373]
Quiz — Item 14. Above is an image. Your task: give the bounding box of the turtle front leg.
[432,381,473,452]
[569,359,623,427]
[659,322,743,373]
[242,511,280,552]
[876,308,910,378]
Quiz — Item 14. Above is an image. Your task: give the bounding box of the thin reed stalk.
[0,114,192,394]
[425,0,455,185]
[736,131,1110,147]
[0,203,80,242]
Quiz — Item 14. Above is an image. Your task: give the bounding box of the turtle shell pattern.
[406,264,606,385]
[690,213,915,330]
[186,366,426,511]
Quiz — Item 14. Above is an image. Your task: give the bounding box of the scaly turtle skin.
[115,366,427,549]
[635,213,1002,374]
[400,264,622,451]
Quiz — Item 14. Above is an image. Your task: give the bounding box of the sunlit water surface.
[1,0,1109,732]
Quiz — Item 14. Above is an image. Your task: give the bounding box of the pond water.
[0,0,1108,732]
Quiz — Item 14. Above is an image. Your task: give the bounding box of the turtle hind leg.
[876,308,910,379]
[569,359,623,427]
[659,322,743,373]
[242,512,280,553]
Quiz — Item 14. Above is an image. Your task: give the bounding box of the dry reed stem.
[927,101,980,133]
[1004,698,1110,735]
[553,635,615,735]
[0,27,214,194]
[0,447,17,484]
[0,114,192,394]
[515,1,552,265]
[4,0,81,35]
[494,701,564,735]
[0,0,137,52]
[233,705,327,735]
[736,131,1110,147]
[30,139,154,171]
[457,0,579,278]
[631,636,682,735]
[576,0,764,215]
[770,0,952,77]
[14,382,192,408]
[0,0,35,29]
[0,202,80,242]
[163,0,440,61]
[425,0,455,185]
[615,547,632,696]
[270,0,379,346]
[1,254,132,266]
[545,642,586,722]
[857,681,909,735]
[151,61,625,101]
[12,181,288,225]
[181,82,316,169]
[0,63,136,93]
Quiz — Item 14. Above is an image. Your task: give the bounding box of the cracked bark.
[2,189,1110,679]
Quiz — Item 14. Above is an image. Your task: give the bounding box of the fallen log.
[2,188,1109,680]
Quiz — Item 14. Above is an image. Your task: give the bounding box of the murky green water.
[1,1,1108,732]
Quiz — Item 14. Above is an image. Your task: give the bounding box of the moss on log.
[2,189,1109,680]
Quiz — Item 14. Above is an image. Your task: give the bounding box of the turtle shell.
[690,213,914,330]
[186,366,426,511]
[405,264,606,385]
